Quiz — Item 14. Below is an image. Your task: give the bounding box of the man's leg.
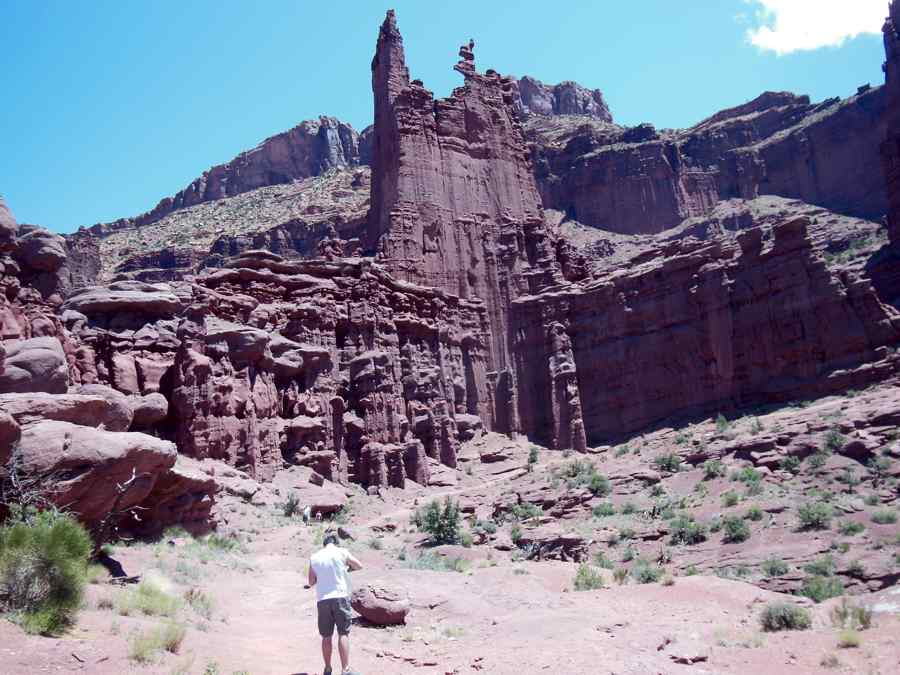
[338,633,350,672]
[321,636,333,671]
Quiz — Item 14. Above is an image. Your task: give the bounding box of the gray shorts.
[317,597,352,637]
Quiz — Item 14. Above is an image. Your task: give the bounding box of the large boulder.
[0,337,68,394]
[350,584,410,625]
[75,384,133,431]
[0,411,20,467]
[129,392,169,429]
[16,420,176,528]
[0,392,128,430]
[133,455,218,537]
[14,227,67,272]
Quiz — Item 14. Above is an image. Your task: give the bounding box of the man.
[302,504,312,526]
[309,531,363,675]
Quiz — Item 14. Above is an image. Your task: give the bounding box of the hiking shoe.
[322,668,332,675]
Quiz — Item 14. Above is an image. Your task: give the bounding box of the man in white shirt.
[309,531,363,675]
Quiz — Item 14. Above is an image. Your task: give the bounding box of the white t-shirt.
[310,544,351,601]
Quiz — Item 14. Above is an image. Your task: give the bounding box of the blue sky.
[0,0,888,233]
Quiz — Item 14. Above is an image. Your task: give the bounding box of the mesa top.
[310,544,352,602]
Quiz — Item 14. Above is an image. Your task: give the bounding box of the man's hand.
[346,551,363,572]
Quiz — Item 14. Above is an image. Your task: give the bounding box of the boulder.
[16,419,176,528]
[350,584,410,625]
[0,392,127,430]
[15,227,67,272]
[133,455,218,537]
[0,197,19,250]
[75,384,133,431]
[0,411,20,467]
[62,281,182,317]
[130,392,169,428]
[0,337,68,394]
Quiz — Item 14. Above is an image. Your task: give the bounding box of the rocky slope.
[0,6,897,620]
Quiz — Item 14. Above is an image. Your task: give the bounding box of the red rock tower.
[367,10,562,432]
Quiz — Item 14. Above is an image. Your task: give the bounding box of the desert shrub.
[405,552,468,573]
[722,491,740,508]
[612,567,629,584]
[115,580,181,617]
[414,498,461,545]
[473,519,497,535]
[573,563,604,591]
[847,560,865,577]
[715,413,730,433]
[128,621,187,663]
[837,629,861,648]
[804,555,835,576]
[871,509,898,525]
[631,559,663,584]
[761,557,789,577]
[510,524,522,545]
[510,502,542,522]
[620,547,636,562]
[801,575,844,603]
[184,588,213,620]
[592,502,615,518]
[621,502,637,515]
[868,456,892,486]
[745,505,764,521]
[731,467,762,485]
[649,483,666,498]
[780,455,801,473]
[830,598,873,631]
[588,473,611,497]
[722,516,750,543]
[709,517,722,532]
[807,453,829,470]
[0,509,92,635]
[618,527,636,541]
[824,429,846,453]
[653,453,682,474]
[661,573,675,586]
[797,502,833,530]
[526,445,539,472]
[760,602,811,631]
[459,531,474,548]
[838,520,865,536]
[593,551,614,569]
[282,492,301,518]
[702,459,726,480]
[668,515,707,546]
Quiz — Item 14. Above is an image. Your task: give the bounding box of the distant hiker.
[302,505,312,526]
[309,530,363,675]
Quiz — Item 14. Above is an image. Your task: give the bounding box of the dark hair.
[323,532,339,547]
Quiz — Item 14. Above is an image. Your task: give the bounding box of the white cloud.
[744,0,887,55]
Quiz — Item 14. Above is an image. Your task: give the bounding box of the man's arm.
[308,562,317,587]
[345,551,362,572]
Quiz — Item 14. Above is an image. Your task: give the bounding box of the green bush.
[592,502,615,518]
[115,580,181,617]
[798,502,833,530]
[510,502,543,522]
[588,473,611,497]
[653,453,682,473]
[871,509,898,525]
[830,598,873,630]
[760,602,811,631]
[612,567,629,584]
[526,445,539,472]
[722,490,740,508]
[731,467,762,485]
[745,505,764,521]
[702,459,726,480]
[414,498,461,544]
[631,560,664,584]
[510,524,522,545]
[593,551,614,569]
[0,509,92,635]
[780,455,801,473]
[282,492,301,518]
[804,555,835,576]
[621,502,637,515]
[838,520,865,536]
[669,515,708,546]
[801,575,844,603]
[807,453,829,470]
[761,557,789,577]
[722,516,750,543]
[716,413,730,434]
[824,429,846,453]
[573,563,605,591]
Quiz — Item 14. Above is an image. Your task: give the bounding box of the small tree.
[526,446,539,473]
[797,502,833,530]
[415,497,461,545]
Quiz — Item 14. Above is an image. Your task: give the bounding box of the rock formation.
[512,75,612,120]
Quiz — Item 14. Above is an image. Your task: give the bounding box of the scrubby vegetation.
[0,507,92,635]
[760,602,811,631]
[668,514,707,546]
[722,516,750,543]
[412,497,461,545]
[573,563,605,591]
[797,502,833,530]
